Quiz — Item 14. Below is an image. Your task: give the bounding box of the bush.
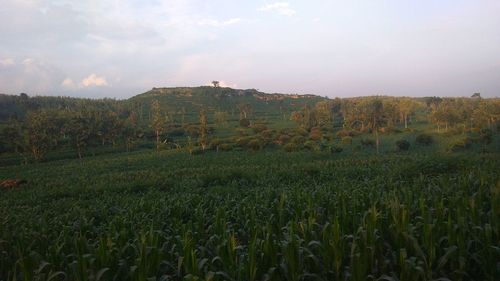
[336,130,353,138]
[341,136,352,145]
[219,143,234,151]
[295,128,309,137]
[209,138,222,150]
[309,127,323,141]
[449,137,473,152]
[361,138,375,147]
[328,145,343,153]
[416,134,433,146]
[275,134,291,145]
[235,137,252,147]
[185,125,199,137]
[252,124,267,134]
[283,143,300,152]
[239,118,250,128]
[396,139,410,151]
[247,138,264,151]
[190,147,204,155]
[304,140,320,151]
[290,135,306,145]
[479,129,493,145]
[260,129,275,139]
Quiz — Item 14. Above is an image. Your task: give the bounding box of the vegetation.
[0,88,499,280]
[0,152,499,280]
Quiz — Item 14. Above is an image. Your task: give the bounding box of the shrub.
[396,139,410,151]
[361,138,375,147]
[247,138,264,151]
[328,145,343,153]
[283,143,300,152]
[479,129,493,145]
[252,124,267,134]
[449,137,473,152]
[190,147,204,155]
[304,140,320,151]
[336,130,353,138]
[167,127,185,137]
[290,135,306,145]
[219,143,234,151]
[185,125,199,137]
[295,127,309,137]
[341,136,352,145]
[309,127,323,141]
[209,138,222,151]
[239,118,250,128]
[275,134,291,145]
[260,129,275,139]
[236,137,252,147]
[416,134,433,146]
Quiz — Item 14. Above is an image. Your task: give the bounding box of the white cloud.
[81,73,109,87]
[197,18,241,27]
[0,58,15,66]
[258,2,296,16]
[61,74,109,89]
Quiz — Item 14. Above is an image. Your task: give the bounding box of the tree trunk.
[156,130,160,151]
[404,115,408,129]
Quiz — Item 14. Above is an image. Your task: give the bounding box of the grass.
[0,150,499,280]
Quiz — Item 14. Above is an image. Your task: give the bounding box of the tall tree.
[199,109,209,150]
[366,99,385,154]
[151,100,166,151]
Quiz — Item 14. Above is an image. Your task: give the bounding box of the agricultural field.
[1,150,499,280]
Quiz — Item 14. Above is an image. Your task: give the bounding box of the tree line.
[1,93,499,161]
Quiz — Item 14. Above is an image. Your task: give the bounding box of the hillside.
[127,86,326,124]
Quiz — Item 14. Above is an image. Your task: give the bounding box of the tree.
[214,111,228,127]
[314,101,331,127]
[151,100,166,151]
[212,81,220,88]
[199,109,209,150]
[23,110,60,160]
[239,103,253,119]
[398,98,418,129]
[122,111,140,152]
[1,124,23,154]
[365,99,385,154]
[66,110,96,159]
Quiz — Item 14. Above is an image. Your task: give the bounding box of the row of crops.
[0,151,499,280]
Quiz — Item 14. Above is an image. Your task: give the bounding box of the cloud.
[197,18,241,27]
[258,2,296,16]
[61,74,109,89]
[82,73,109,87]
[0,57,64,94]
[0,58,15,66]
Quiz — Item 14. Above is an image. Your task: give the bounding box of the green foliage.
[361,138,375,147]
[328,144,343,153]
[303,140,320,151]
[341,136,353,145]
[396,139,410,151]
[416,134,434,146]
[0,152,498,280]
[239,118,250,128]
[449,137,473,152]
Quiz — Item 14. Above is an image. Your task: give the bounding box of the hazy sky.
[1,0,499,98]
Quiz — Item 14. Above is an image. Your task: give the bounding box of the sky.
[1,0,499,99]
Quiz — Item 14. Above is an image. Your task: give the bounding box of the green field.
[1,150,499,281]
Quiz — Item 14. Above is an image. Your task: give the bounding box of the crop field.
[0,151,498,281]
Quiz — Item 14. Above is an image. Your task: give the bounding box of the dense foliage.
[1,88,499,162]
[0,152,498,280]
